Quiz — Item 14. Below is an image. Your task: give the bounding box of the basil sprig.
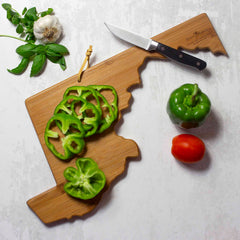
[2,4,53,42]
[8,43,69,76]
[1,3,69,77]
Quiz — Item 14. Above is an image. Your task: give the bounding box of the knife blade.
[104,23,207,71]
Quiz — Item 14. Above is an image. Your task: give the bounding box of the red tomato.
[171,134,205,163]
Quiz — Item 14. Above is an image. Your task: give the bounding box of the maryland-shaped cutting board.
[25,13,227,224]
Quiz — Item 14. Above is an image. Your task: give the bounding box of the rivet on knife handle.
[155,41,207,71]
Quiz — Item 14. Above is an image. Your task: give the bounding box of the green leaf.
[24,7,38,21]
[16,24,24,34]
[46,49,62,57]
[7,57,29,75]
[16,43,36,57]
[7,9,13,20]
[22,7,27,15]
[46,44,69,55]
[30,54,46,77]
[25,27,33,34]
[12,14,20,25]
[48,8,54,13]
[46,55,61,63]
[20,18,27,24]
[57,57,66,70]
[2,3,12,10]
[25,36,35,44]
[25,32,36,43]
[32,45,47,54]
[46,55,67,71]
[41,8,53,17]
[4,4,20,23]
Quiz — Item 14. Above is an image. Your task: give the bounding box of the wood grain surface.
[25,13,227,224]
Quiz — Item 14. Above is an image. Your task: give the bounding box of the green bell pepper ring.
[64,158,106,200]
[63,86,102,116]
[167,83,211,129]
[71,98,101,137]
[82,90,116,133]
[54,95,101,137]
[44,113,85,160]
[88,85,118,119]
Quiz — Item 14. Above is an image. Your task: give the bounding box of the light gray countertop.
[1,0,240,239]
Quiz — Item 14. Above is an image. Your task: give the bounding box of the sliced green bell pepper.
[167,83,211,128]
[63,85,118,133]
[81,89,116,133]
[88,85,118,119]
[44,113,85,160]
[45,84,119,160]
[63,86,102,116]
[64,157,106,200]
[54,95,101,137]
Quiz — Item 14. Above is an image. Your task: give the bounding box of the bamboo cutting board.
[25,13,227,224]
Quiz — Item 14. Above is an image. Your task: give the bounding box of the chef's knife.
[104,23,207,71]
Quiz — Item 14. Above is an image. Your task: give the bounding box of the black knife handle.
[156,42,207,71]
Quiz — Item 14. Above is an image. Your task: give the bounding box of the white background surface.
[0,0,240,239]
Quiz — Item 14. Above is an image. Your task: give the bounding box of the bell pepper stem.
[191,84,199,104]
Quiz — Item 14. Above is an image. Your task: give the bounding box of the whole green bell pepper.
[44,113,85,160]
[167,83,211,128]
[64,157,106,200]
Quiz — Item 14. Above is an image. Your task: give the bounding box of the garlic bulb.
[33,15,62,43]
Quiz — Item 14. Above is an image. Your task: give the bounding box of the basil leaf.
[7,57,29,75]
[25,34,36,43]
[41,8,53,17]
[12,15,20,25]
[48,8,54,13]
[57,57,66,70]
[2,3,12,10]
[46,55,67,70]
[46,49,62,57]
[22,7,27,15]
[7,9,13,20]
[46,44,69,55]
[46,55,61,63]
[16,43,36,57]
[32,45,47,54]
[25,35,35,43]
[4,6,20,23]
[20,18,27,25]
[16,24,24,34]
[30,54,46,77]
[24,7,38,21]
